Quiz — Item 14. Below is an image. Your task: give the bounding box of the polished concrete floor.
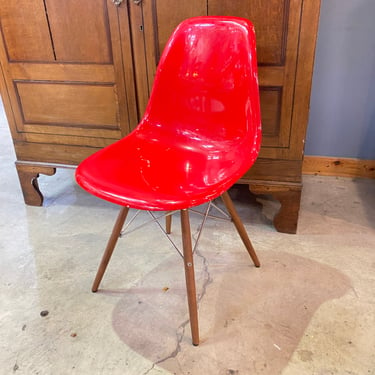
[1,106,375,374]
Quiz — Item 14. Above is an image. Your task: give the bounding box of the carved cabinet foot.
[249,181,302,234]
[15,163,56,206]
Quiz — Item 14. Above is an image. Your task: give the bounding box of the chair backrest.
[141,16,261,163]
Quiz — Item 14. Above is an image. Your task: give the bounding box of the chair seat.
[76,124,256,211]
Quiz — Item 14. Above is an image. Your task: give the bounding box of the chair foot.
[221,191,260,267]
[180,209,200,346]
[91,206,129,292]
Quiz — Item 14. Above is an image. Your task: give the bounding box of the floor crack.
[143,363,155,375]
[192,216,213,303]
[155,233,212,369]
[195,248,213,303]
[153,318,188,368]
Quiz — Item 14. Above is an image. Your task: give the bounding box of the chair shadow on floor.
[108,248,351,374]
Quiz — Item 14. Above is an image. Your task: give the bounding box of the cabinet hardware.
[112,0,123,6]
[133,0,142,5]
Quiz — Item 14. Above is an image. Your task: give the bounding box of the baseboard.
[303,156,375,179]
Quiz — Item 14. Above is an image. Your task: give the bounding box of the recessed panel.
[259,87,282,137]
[16,82,119,128]
[45,0,112,63]
[0,0,54,61]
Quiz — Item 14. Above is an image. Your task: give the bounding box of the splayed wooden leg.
[92,206,129,292]
[221,191,260,267]
[180,209,199,346]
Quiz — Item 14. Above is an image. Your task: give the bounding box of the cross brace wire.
[118,200,232,259]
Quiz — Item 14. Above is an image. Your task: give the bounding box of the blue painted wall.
[305,0,375,159]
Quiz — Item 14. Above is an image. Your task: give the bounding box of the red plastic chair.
[76,16,261,346]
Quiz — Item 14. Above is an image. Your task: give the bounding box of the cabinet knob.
[112,0,123,6]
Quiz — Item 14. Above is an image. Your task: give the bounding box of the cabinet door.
[132,0,304,158]
[0,0,137,164]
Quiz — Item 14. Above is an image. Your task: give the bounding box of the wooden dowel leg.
[166,211,172,234]
[92,206,129,292]
[221,191,260,267]
[180,209,200,346]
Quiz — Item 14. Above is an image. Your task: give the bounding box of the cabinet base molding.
[15,162,57,206]
[303,156,375,179]
[248,180,302,234]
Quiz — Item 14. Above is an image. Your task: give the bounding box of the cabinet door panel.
[16,82,118,127]
[0,1,55,61]
[260,87,282,137]
[45,0,112,63]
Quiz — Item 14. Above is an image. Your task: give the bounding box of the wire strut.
[118,201,232,259]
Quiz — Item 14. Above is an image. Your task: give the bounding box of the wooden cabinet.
[0,0,321,233]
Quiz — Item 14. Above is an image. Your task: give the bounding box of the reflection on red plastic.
[76,16,261,210]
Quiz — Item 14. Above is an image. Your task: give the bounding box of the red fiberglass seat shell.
[76,16,261,211]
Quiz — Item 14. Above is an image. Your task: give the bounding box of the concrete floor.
[1,105,375,375]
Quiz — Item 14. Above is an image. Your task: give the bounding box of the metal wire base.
[119,200,232,259]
